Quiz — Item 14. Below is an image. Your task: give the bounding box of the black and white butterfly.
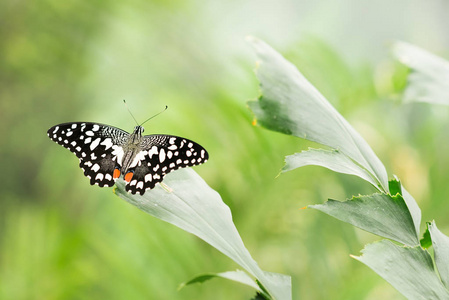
[47,122,208,195]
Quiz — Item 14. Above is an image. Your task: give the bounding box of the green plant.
[247,37,449,299]
[115,169,291,300]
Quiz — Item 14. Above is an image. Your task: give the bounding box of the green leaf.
[180,270,266,297]
[401,187,421,239]
[388,177,402,196]
[247,36,388,191]
[114,168,291,300]
[283,148,378,187]
[429,221,449,288]
[390,178,421,236]
[420,224,432,249]
[392,41,449,105]
[353,240,449,299]
[309,193,419,246]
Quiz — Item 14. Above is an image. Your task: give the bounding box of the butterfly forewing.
[47,122,129,187]
[124,135,209,195]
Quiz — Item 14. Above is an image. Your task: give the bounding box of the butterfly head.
[133,125,145,136]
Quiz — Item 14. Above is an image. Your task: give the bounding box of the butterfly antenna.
[140,105,169,126]
[123,100,139,126]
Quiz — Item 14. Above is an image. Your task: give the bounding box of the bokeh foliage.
[1,1,449,299]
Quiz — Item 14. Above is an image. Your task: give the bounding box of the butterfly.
[47,122,208,195]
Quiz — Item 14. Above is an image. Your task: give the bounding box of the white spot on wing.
[112,146,124,165]
[95,173,104,181]
[159,148,166,163]
[167,151,173,159]
[91,164,100,172]
[148,146,158,158]
[130,150,148,169]
[136,181,144,189]
[145,174,152,182]
[100,138,113,150]
[90,138,101,150]
[92,124,100,131]
[105,174,112,181]
[53,126,59,133]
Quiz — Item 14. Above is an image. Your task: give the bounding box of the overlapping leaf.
[283,148,377,187]
[353,240,449,299]
[310,193,419,246]
[115,169,291,300]
[428,221,449,288]
[247,37,421,233]
[179,270,262,293]
[247,36,388,191]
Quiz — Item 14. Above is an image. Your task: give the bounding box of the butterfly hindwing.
[124,135,209,195]
[47,122,129,187]
[79,152,117,187]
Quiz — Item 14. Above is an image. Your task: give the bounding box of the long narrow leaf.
[179,270,263,294]
[247,36,388,191]
[353,240,449,299]
[310,193,419,246]
[429,221,449,288]
[283,148,377,187]
[115,168,291,300]
[392,41,449,105]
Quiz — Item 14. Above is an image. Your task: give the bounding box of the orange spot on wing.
[124,172,134,182]
[113,169,121,179]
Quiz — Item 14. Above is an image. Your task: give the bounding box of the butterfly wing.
[124,134,209,195]
[47,122,129,187]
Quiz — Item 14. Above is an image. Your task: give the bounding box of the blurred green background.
[1,1,449,299]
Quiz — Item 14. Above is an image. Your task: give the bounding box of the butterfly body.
[47,122,208,195]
